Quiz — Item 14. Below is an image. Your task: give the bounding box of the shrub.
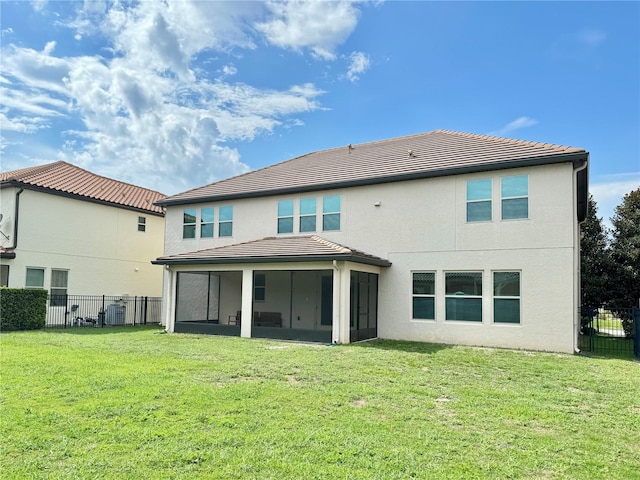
[0,288,48,331]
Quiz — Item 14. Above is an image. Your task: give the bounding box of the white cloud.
[346,51,370,82]
[492,116,538,136]
[255,1,360,60]
[590,173,640,231]
[577,29,606,47]
[1,0,363,194]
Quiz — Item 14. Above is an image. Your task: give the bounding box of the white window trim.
[492,270,522,326]
[411,271,436,322]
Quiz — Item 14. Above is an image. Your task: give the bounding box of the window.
[201,207,214,238]
[277,200,294,234]
[254,273,266,302]
[467,179,492,222]
[412,272,435,320]
[322,195,341,231]
[445,272,482,322]
[494,272,521,324]
[138,216,146,232]
[219,206,233,237]
[183,209,196,239]
[26,268,45,289]
[1,264,9,287]
[50,269,68,307]
[299,197,317,232]
[501,175,528,220]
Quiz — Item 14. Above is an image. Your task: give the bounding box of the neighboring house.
[153,130,589,353]
[0,161,166,322]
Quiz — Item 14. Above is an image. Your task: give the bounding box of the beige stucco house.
[0,161,166,322]
[153,130,589,353]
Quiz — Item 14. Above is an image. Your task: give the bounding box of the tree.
[608,187,640,336]
[580,195,612,307]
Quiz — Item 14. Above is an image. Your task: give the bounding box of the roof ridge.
[311,235,351,254]
[433,129,583,153]
[0,160,66,181]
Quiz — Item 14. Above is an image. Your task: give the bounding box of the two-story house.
[153,130,588,353]
[0,161,166,323]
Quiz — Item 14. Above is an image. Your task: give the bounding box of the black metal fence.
[45,295,162,329]
[579,307,639,358]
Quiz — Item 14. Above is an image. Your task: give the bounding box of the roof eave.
[152,254,391,267]
[155,151,588,207]
[1,182,165,217]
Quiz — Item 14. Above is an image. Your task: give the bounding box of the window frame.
[277,200,295,234]
[137,216,146,232]
[299,197,317,233]
[501,175,529,220]
[322,195,341,231]
[200,207,215,238]
[254,273,266,302]
[412,271,436,321]
[50,269,69,307]
[493,271,521,324]
[183,208,197,239]
[444,271,483,322]
[466,178,492,222]
[218,205,233,237]
[25,267,45,289]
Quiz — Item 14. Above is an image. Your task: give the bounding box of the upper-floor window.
[299,198,317,232]
[50,269,68,307]
[494,271,521,323]
[183,209,197,239]
[138,216,146,232]
[445,271,483,322]
[201,208,214,238]
[277,200,294,234]
[25,267,44,289]
[219,206,233,237]
[501,175,528,220]
[412,272,435,320]
[322,195,341,231]
[467,179,492,222]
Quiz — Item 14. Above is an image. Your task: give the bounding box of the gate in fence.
[579,307,639,358]
[45,295,162,328]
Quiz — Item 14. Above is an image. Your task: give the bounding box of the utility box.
[105,304,126,325]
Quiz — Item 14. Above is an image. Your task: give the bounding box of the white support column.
[332,261,351,344]
[162,266,175,332]
[240,268,253,338]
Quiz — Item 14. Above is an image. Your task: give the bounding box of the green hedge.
[0,288,48,331]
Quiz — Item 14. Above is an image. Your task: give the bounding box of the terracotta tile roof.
[0,161,165,215]
[158,129,588,206]
[152,235,391,267]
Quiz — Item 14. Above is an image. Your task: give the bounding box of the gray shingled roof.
[152,235,391,267]
[157,129,588,206]
[0,161,166,215]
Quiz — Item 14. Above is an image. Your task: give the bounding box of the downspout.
[8,188,24,250]
[573,158,589,354]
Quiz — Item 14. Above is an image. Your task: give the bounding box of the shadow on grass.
[36,325,165,336]
[351,338,452,355]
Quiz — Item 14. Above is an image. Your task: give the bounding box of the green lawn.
[1,327,639,479]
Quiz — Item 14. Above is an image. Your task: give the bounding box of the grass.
[1,327,639,479]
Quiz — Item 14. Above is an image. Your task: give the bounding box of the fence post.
[144,296,148,325]
[133,296,137,327]
[633,307,640,358]
[101,295,105,328]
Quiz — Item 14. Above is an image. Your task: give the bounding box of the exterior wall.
[162,162,578,352]
[0,188,164,297]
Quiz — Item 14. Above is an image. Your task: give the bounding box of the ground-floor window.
[493,271,521,324]
[445,271,483,322]
[50,269,68,307]
[25,267,45,289]
[412,272,435,320]
[1,264,8,287]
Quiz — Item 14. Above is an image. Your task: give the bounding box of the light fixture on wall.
[374,201,381,207]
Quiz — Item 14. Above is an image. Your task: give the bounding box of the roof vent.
[348,144,353,153]
[408,149,416,158]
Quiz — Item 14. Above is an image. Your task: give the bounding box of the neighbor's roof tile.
[0,161,165,215]
[153,235,391,267]
[158,129,587,205]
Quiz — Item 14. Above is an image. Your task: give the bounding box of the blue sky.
[1,1,638,227]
